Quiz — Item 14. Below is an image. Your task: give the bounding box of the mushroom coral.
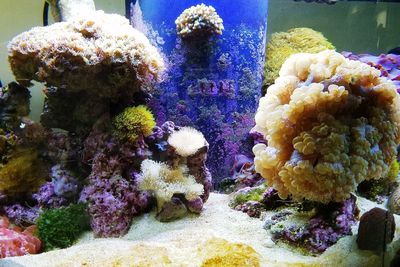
[7,10,164,98]
[253,50,400,203]
[264,28,334,90]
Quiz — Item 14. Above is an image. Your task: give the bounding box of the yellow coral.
[0,148,48,196]
[112,105,156,143]
[387,160,400,183]
[264,28,335,90]
[253,50,400,203]
[138,159,204,210]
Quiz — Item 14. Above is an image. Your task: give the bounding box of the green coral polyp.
[112,105,156,143]
[388,160,399,183]
[37,203,90,251]
[230,184,267,208]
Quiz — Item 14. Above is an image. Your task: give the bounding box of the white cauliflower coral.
[253,50,400,203]
[175,4,224,38]
[138,160,204,210]
[8,11,164,97]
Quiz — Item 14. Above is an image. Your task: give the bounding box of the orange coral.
[253,50,400,203]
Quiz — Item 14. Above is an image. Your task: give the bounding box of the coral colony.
[253,50,400,203]
[0,0,400,261]
[263,28,335,91]
[0,3,214,255]
[233,50,400,254]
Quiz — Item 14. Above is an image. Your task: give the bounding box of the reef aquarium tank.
[0,0,400,266]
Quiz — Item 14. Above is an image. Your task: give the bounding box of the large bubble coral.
[8,10,164,97]
[112,105,156,143]
[175,4,224,38]
[253,50,400,203]
[264,28,334,90]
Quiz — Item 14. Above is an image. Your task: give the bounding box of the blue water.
[134,0,268,183]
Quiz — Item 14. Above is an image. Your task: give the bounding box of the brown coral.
[175,4,224,38]
[253,50,400,203]
[7,11,164,98]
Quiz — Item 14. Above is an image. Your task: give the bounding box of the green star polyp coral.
[253,50,400,203]
[112,105,156,143]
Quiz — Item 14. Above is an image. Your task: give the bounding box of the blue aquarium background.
[129,0,269,185]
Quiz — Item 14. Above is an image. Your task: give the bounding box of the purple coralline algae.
[80,126,152,237]
[33,165,79,209]
[3,204,40,227]
[342,52,400,92]
[234,200,264,218]
[272,195,359,254]
[33,183,68,209]
[80,175,150,238]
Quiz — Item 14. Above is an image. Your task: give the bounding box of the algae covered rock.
[0,148,49,197]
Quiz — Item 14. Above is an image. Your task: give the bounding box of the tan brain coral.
[253,50,400,203]
[8,11,164,97]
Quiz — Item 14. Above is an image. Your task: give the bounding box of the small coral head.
[112,105,156,143]
[167,127,207,157]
